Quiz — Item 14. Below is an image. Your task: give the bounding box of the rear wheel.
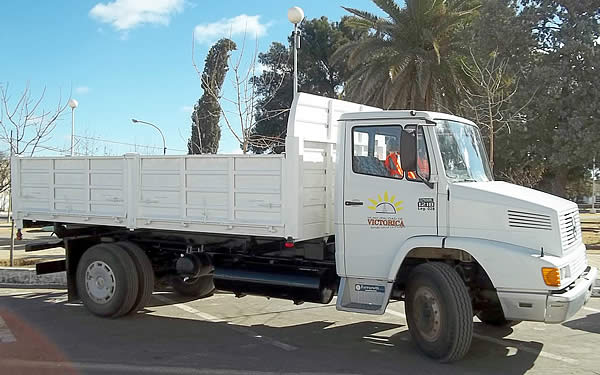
[405,262,473,362]
[171,275,214,298]
[116,241,154,314]
[76,243,139,318]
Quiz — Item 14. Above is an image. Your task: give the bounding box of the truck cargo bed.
[11,93,378,241]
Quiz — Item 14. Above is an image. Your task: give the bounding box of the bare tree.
[0,82,70,156]
[193,33,289,154]
[498,164,546,188]
[459,50,534,171]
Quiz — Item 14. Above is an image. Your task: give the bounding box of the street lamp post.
[131,118,167,155]
[68,99,78,156]
[288,6,304,99]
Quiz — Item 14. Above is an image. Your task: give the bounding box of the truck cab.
[334,109,597,360]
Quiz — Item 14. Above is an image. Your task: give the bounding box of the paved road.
[0,288,598,375]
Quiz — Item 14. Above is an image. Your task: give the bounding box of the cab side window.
[352,126,404,179]
[352,125,431,181]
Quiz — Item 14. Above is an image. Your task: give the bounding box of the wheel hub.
[85,261,116,304]
[414,286,442,342]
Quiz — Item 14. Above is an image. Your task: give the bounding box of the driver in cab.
[384,139,417,179]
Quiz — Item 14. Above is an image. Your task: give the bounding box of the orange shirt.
[384,152,404,178]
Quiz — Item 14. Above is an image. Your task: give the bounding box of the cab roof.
[339,110,476,126]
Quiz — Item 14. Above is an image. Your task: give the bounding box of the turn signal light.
[542,267,560,287]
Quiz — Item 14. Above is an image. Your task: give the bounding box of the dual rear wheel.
[77,242,213,318]
[76,243,146,318]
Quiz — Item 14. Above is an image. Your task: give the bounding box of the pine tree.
[188,38,236,154]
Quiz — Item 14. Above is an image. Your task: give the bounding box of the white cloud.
[180,105,194,113]
[75,86,90,94]
[90,0,184,31]
[194,15,268,45]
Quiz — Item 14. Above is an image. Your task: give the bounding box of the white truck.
[12,93,597,362]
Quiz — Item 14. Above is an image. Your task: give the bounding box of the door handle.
[345,200,363,206]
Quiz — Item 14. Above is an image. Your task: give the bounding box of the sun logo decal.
[368,192,403,214]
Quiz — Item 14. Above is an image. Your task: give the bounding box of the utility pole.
[592,156,596,214]
[9,131,14,266]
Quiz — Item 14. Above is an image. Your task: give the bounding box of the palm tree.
[334,0,479,111]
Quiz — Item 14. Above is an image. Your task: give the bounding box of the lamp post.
[68,99,78,156]
[288,6,304,99]
[131,118,166,155]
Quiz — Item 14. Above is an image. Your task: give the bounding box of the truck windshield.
[435,120,492,182]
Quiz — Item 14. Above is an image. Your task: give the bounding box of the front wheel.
[405,262,473,362]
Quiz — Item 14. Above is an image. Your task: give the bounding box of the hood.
[453,181,575,213]
[448,181,580,257]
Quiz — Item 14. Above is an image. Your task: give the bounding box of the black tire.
[405,262,473,362]
[116,241,154,315]
[76,243,139,318]
[171,275,214,298]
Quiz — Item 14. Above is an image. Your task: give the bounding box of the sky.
[0,0,382,156]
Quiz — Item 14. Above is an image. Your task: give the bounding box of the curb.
[0,267,66,287]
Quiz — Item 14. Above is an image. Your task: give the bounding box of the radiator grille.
[507,210,552,230]
[559,209,581,250]
[569,250,588,279]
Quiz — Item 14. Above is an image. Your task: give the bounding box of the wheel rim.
[413,286,442,342]
[85,261,116,304]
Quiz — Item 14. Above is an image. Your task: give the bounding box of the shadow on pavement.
[0,289,546,375]
[562,312,600,334]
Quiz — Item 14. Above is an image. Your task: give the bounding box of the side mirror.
[400,129,417,171]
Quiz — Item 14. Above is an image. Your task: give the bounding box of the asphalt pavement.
[0,287,599,375]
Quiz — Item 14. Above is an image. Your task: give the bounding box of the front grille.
[507,210,552,230]
[569,250,588,279]
[559,208,581,249]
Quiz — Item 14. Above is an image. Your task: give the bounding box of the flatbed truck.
[12,93,597,362]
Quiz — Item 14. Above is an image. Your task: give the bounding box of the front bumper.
[498,266,597,323]
[545,265,597,323]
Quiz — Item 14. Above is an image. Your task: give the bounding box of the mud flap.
[336,277,393,315]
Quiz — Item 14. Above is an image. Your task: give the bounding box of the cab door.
[342,121,438,279]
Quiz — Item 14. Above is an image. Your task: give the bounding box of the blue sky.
[0,0,382,156]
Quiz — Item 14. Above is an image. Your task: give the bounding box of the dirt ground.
[581,213,600,247]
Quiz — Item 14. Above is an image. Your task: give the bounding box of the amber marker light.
[541,267,560,287]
